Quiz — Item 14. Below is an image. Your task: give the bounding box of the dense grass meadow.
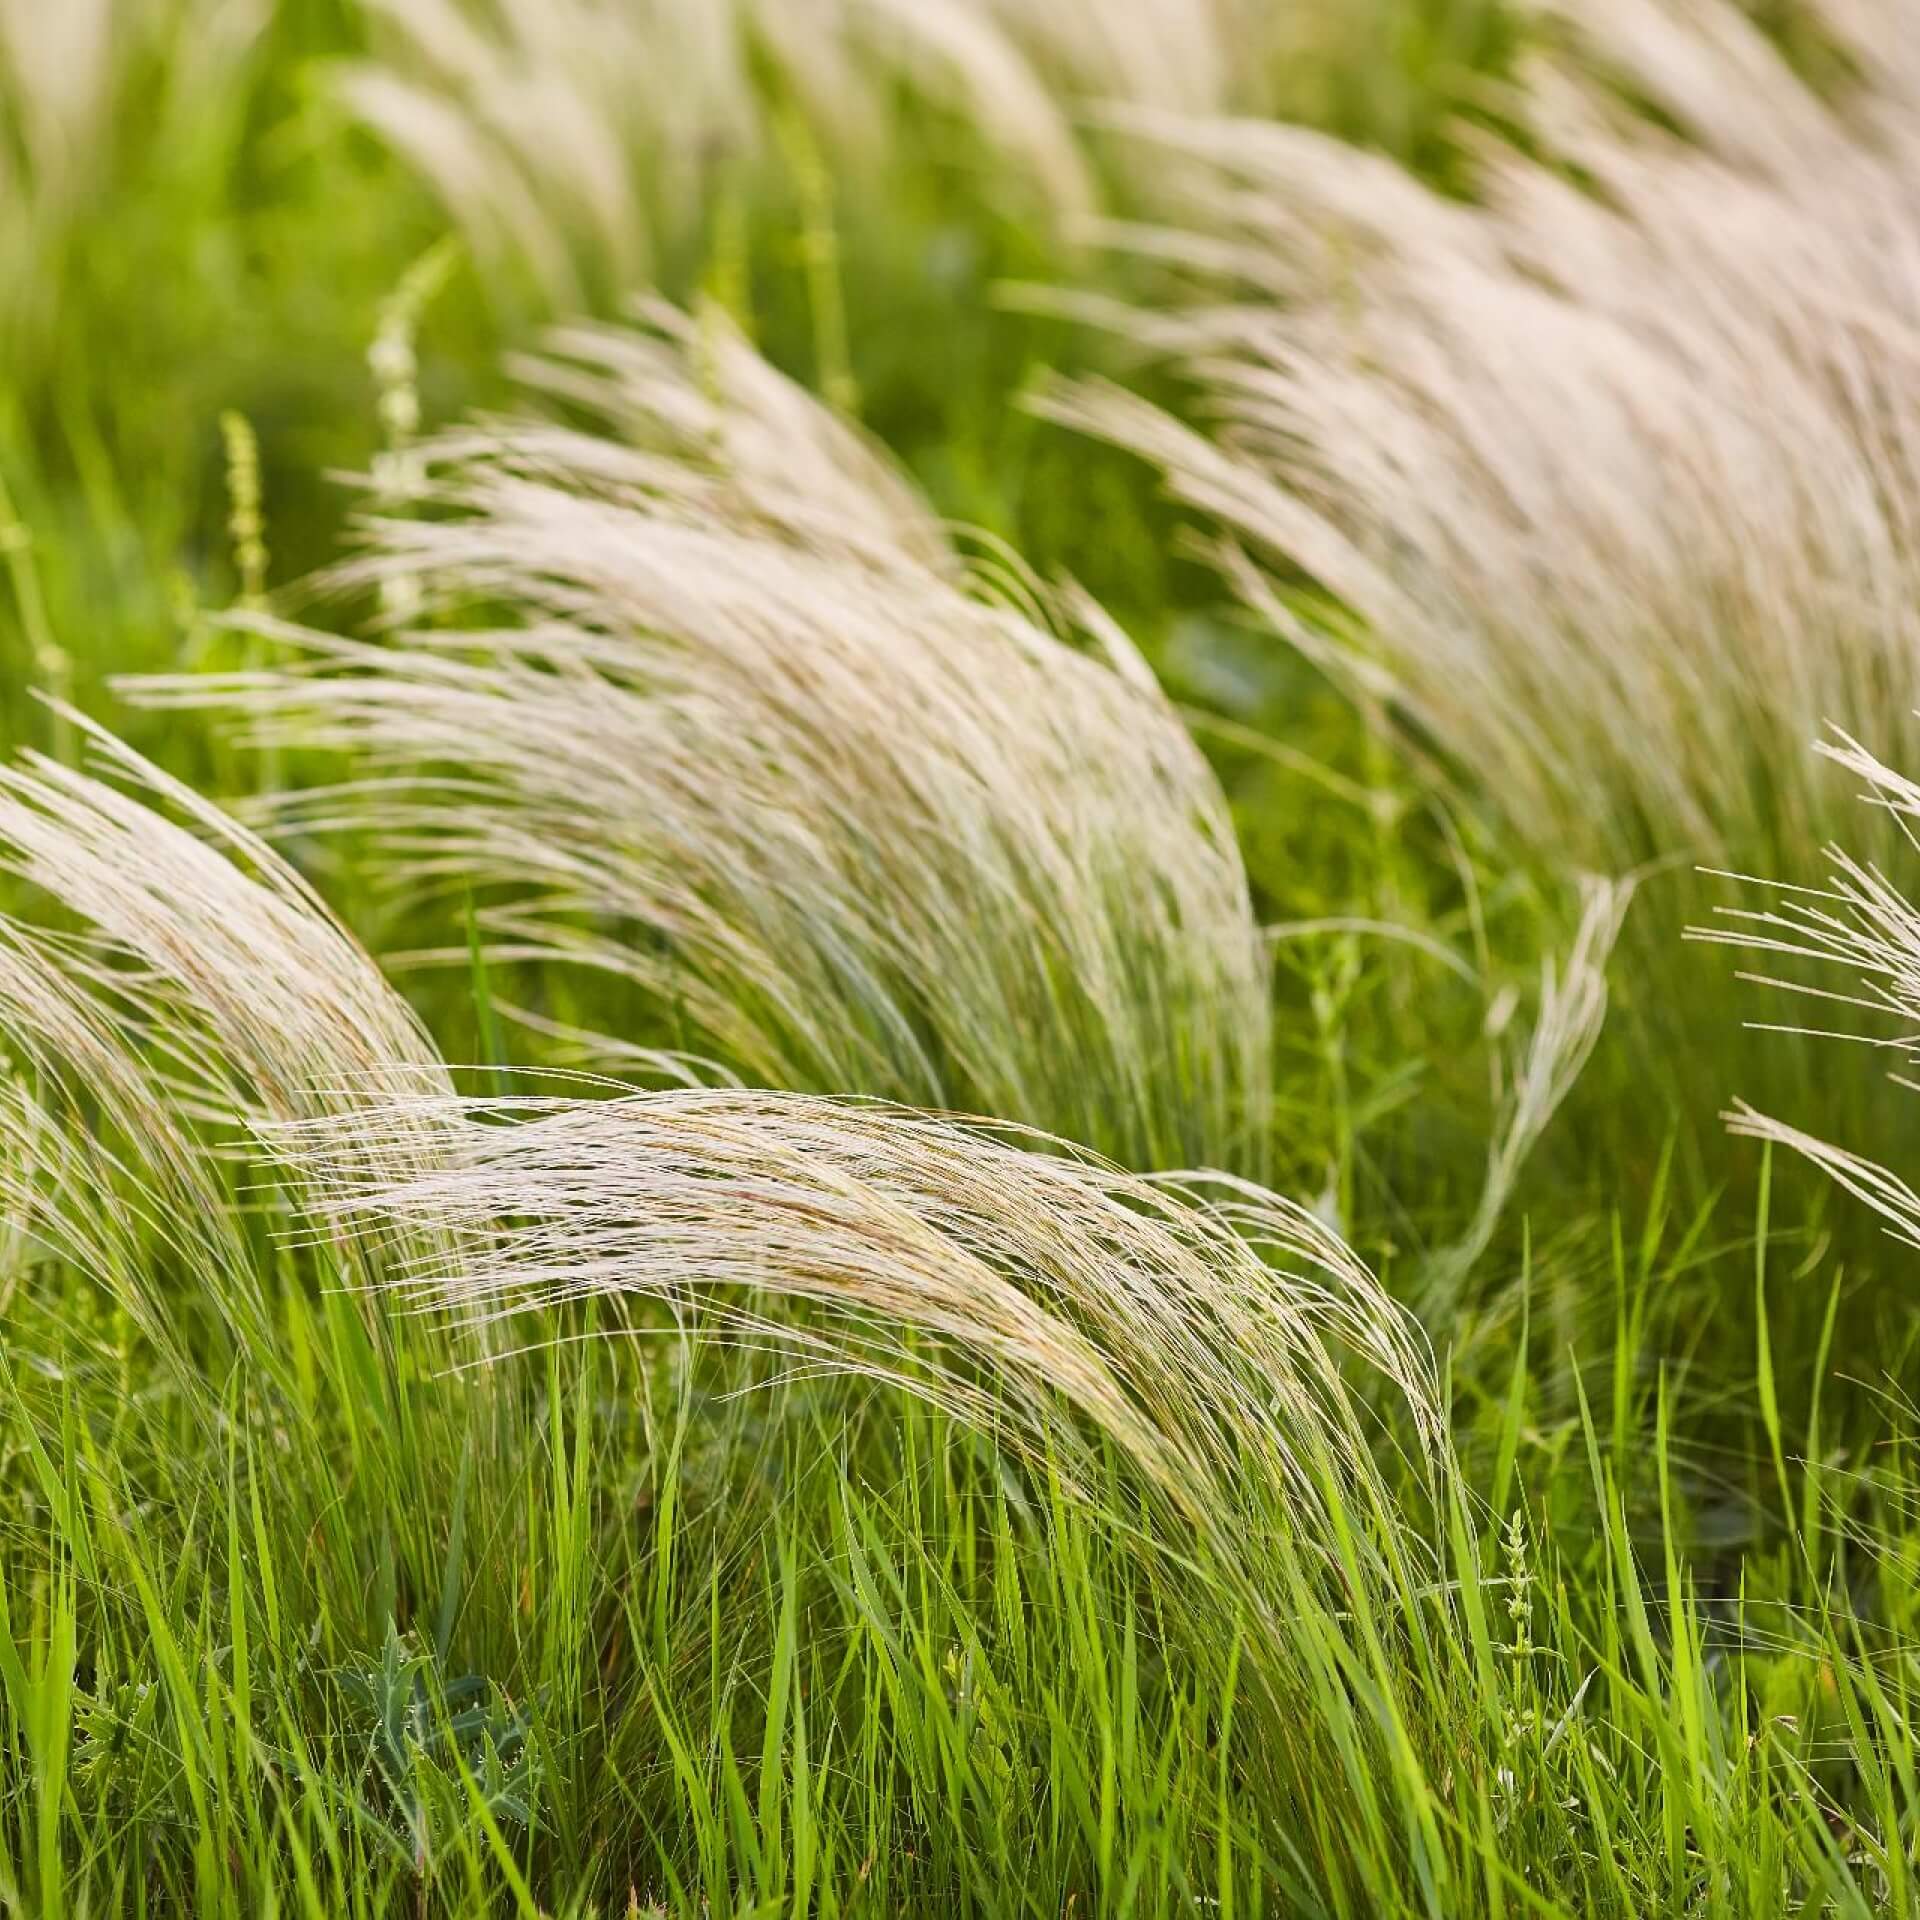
[5,0,1920,1913]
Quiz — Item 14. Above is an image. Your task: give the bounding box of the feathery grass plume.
[0,0,266,375]
[295,1089,1446,1504]
[134,302,1273,1172]
[0,707,450,1361]
[282,1082,1473,1880]
[341,0,1071,307]
[501,296,954,568]
[1699,730,1920,1248]
[340,0,1334,305]
[1045,0,1920,879]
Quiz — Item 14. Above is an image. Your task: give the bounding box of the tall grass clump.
[343,0,1505,310]
[135,301,1274,1171]
[0,716,552,1912]
[1052,0,1920,883]
[1034,0,1920,1221]
[343,0,1092,301]
[0,708,448,1368]
[283,1078,1490,1907]
[294,1083,1450,1633]
[0,713,621,1911]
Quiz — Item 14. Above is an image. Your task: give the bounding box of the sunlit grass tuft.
[134,301,1275,1171]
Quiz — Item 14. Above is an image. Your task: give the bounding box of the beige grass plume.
[1045,0,1920,877]
[342,0,1306,300]
[280,1081,1455,1732]
[0,710,449,1355]
[135,301,1273,1172]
